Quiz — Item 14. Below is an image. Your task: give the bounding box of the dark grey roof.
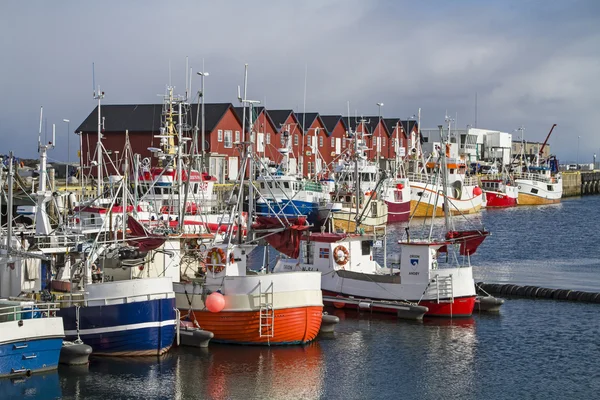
[294,112,320,133]
[362,116,390,137]
[76,103,237,133]
[342,116,370,134]
[233,106,272,131]
[401,120,418,135]
[266,109,295,132]
[383,118,402,137]
[319,115,348,136]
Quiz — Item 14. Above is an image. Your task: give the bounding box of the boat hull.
[323,291,476,317]
[385,200,410,222]
[256,199,321,224]
[187,306,323,345]
[0,317,64,377]
[409,199,482,217]
[484,191,517,208]
[58,297,176,356]
[517,193,561,205]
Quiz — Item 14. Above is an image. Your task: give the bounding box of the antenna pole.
[95,87,105,197]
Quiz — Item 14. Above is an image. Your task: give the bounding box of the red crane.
[539,124,557,158]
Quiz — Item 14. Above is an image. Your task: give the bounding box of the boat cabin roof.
[302,232,375,243]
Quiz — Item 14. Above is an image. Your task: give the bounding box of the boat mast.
[440,122,451,232]
[7,152,14,251]
[93,85,105,198]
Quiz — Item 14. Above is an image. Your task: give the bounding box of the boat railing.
[36,234,86,250]
[53,291,173,308]
[462,176,480,186]
[513,172,553,184]
[407,172,440,186]
[0,302,60,322]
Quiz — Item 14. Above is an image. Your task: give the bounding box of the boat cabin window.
[531,188,538,194]
[345,196,351,203]
[449,169,455,174]
[361,240,372,256]
[394,190,403,202]
[371,202,377,217]
[154,187,162,194]
[260,182,265,189]
[547,185,553,191]
[283,182,290,189]
[268,182,273,188]
[302,242,315,264]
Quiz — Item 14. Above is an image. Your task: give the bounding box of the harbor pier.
[561,170,600,197]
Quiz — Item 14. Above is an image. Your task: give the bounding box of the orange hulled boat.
[174,243,323,345]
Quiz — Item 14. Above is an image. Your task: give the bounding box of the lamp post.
[376,102,384,162]
[63,119,70,184]
[577,135,580,169]
[197,71,209,170]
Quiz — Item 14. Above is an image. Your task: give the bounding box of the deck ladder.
[258,281,275,338]
[434,274,454,303]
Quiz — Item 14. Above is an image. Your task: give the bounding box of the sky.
[1,0,599,164]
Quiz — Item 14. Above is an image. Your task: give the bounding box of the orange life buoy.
[206,247,226,273]
[205,247,234,273]
[333,245,349,267]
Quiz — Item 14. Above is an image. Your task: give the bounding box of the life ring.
[333,245,349,267]
[205,247,234,273]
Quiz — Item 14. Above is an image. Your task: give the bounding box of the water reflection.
[1,371,61,400]
[173,344,325,400]
[60,355,177,400]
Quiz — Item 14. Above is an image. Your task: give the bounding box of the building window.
[235,130,240,143]
[319,248,330,259]
[224,130,232,148]
[383,137,386,146]
[217,129,223,142]
[307,136,312,147]
[280,134,286,146]
[319,136,323,147]
[266,133,271,144]
[392,138,397,149]
[308,162,313,174]
[331,137,335,147]
[294,134,299,146]
[343,138,346,148]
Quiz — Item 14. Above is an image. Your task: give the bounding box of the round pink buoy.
[205,292,225,313]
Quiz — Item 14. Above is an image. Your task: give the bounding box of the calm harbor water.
[6,196,600,399]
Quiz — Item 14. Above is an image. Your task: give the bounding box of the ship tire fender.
[333,245,349,268]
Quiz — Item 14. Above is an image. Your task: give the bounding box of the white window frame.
[280,134,286,146]
[343,138,346,148]
[319,136,323,147]
[307,136,312,147]
[266,132,271,145]
[235,130,240,143]
[331,137,335,147]
[294,134,299,146]
[224,130,232,148]
[217,129,223,142]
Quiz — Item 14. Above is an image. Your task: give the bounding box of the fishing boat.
[513,125,562,205]
[255,133,338,227]
[25,100,178,357]
[380,176,411,222]
[480,175,518,208]
[172,66,323,345]
[408,151,484,217]
[330,126,387,232]
[0,301,64,377]
[272,229,484,317]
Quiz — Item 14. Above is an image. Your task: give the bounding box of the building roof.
[294,112,321,133]
[76,103,238,133]
[342,116,370,134]
[401,120,418,135]
[266,109,296,133]
[233,106,277,133]
[362,116,390,137]
[319,115,348,136]
[383,118,403,137]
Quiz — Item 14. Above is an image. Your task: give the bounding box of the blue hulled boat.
[0,301,64,377]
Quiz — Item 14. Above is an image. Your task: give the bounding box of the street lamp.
[197,71,209,170]
[63,119,70,184]
[376,102,384,161]
[577,135,580,169]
